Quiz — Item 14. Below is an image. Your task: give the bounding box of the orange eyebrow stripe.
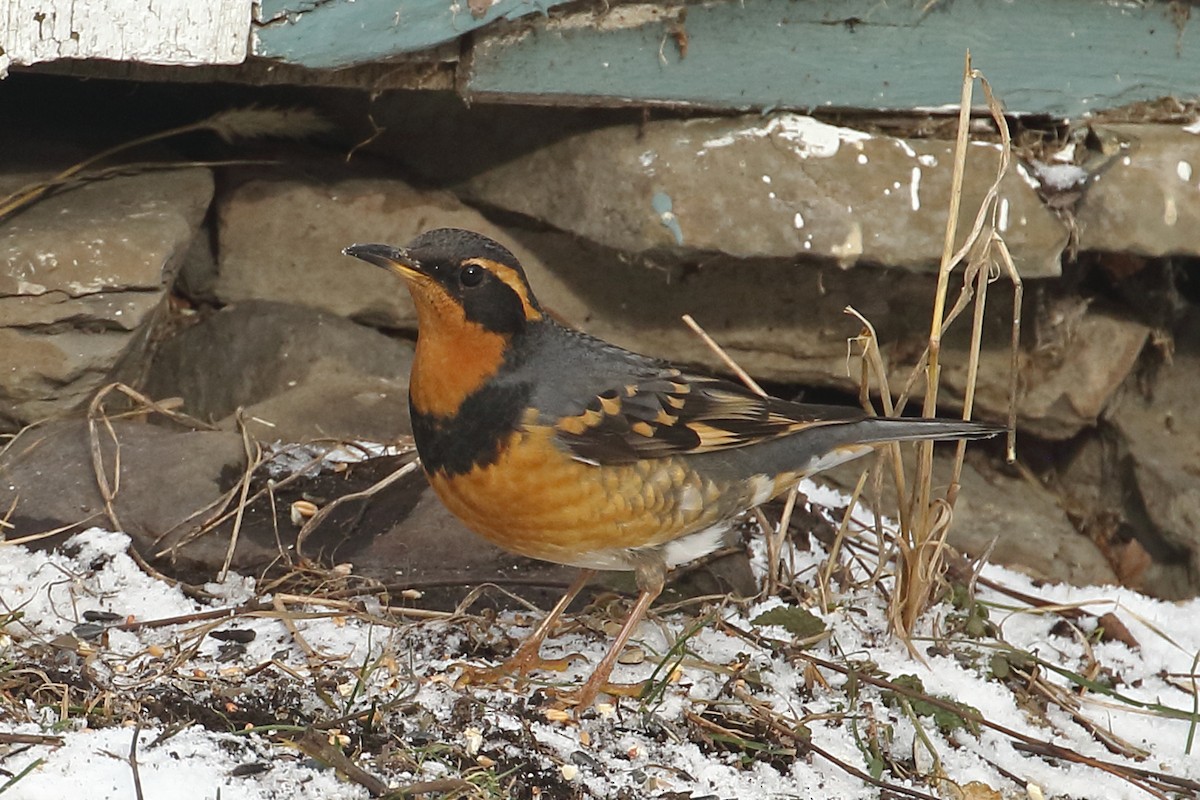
[475,259,543,321]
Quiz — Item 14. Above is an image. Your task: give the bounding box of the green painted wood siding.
[255,0,574,68]
[254,0,1200,117]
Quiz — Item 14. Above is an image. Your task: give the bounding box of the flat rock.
[142,300,414,443]
[232,367,409,444]
[821,450,1118,589]
[0,167,213,430]
[1076,123,1200,256]
[1015,311,1149,439]
[361,92,638,185]
[461,114,1068,277]
[1055,433,1173,596]
[212,172,557,328]
[0,417,246,552]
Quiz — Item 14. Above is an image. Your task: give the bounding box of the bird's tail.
[739,415,1006,482]
[848,417,1006,445]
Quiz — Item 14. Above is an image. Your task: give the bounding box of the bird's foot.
[455,649,587,690]
[549,676,648,715]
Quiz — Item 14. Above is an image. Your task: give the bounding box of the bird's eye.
[460,263,486,287]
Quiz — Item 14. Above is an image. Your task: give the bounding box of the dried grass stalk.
[887,55,1021,638]
[0,106,331,222]
[203,106,330,143]
[835,54,1020,642]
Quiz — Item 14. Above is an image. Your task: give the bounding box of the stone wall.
[1,76,1197,597]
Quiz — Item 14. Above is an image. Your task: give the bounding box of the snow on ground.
[1,478,1198,800]
[0,723,351,800]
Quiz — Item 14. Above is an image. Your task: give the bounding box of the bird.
[343,228,1004,710]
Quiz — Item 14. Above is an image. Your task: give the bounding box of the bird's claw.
[454,651,588,690]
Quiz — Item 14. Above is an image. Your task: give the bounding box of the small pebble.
[231,762,272,777]
[617,646,645,665]
[216,642,246,662]
[569,750,601,771]
[289,499,318,526]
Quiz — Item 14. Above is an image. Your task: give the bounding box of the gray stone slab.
[461,114,1068,277]
[142,300,414,444]
[1099,314,1200,597]
[213,173,558,328]
[1077,123,1200,257]
[0,168,214,430]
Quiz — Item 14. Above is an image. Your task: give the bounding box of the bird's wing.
[551,370,863,465]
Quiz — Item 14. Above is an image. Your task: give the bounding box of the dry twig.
[0,107,330,221]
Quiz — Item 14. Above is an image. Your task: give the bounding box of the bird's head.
[344,228,543,335]
[344,228,545,418]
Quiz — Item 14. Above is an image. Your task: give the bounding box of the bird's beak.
[343,243,421,278]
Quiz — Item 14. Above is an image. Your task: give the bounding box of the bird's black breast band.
[410,381,532,476]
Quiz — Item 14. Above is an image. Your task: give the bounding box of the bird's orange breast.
[406,277,509,418]
[424,425,735,568]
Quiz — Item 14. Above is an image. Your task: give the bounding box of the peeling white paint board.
[0,0,252,69]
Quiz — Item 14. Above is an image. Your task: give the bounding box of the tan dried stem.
[816,468,869,614]
[915,51,977,546]
[0,107,330,221]
[218,409,264,583]
[294,458,422,559]
[885,55,1018,638]
[85,382,203,536]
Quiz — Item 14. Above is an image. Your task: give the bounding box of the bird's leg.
[502,568,595,674]
[563,563,665,711]
[458,568,595,687]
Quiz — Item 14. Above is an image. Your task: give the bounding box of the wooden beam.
[253,0,575,70]
[463,0,1200,117]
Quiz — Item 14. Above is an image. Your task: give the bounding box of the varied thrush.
[344,228,1002,709]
